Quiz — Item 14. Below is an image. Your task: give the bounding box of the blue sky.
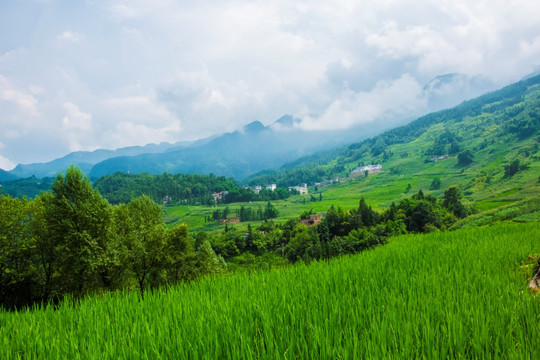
[1,0,540,169]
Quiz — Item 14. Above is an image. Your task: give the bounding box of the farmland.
[2,222,540,359]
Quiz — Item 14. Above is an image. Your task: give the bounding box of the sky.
[1,0,540,170]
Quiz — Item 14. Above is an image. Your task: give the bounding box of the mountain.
[87,119,363,180]
[247,74,540,208]
[0,169,18,182]
[8,141,188,179]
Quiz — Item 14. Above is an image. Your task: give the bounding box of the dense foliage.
[0,176,55,199]
[93,172,239,205]
[204,187,468,268]
[0,166,226,310]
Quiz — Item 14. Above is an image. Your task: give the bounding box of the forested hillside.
[248,74,540,188]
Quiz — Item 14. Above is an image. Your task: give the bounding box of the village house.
[288,183,308,195]
[253,186,262,194]
[162,195,172,205]
[315,179,333,187]
[300,214,322,226]
[266,184,277,191]
[430,154,449,162]
[212,191,229,203]
[349,164,383,178]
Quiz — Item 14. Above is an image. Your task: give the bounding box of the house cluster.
[314,179,339,187]
[162,195,173,205]
[430,154,449,162]
[349,164,383,178]
[288,183,309,195]
[212,191,229,202]
[253,184,277,194]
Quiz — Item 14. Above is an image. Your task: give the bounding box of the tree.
[442,186,468,218]
[504,159,521,177]
[46,166,113,298]
[457,150,474,165]
[357,197,377,227]
[115,196,167,296]
[430,177,441,190]
[0,195,38,309]
[166,224,197,284]
[406,200,442,232]
[197,240,227,276]
[263,202,278,219]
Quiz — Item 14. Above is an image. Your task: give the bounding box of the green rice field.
[2,222,540,359]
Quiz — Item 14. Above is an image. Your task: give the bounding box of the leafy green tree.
[0,195,38,308]
[115,195,167,296]
[504,159,522,177]
[357,197,377,227]
[430,177,441,190]
[30,193,60,303]
[166,224,197,283]
[285,225,319,262]
[442,186,468,218]
[457,150,474,165]
[46,166,113,298]
[197,240,227,276]
[406,200,442,232]
[263,202,278,219]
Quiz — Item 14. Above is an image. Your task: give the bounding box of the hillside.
[2,222,539,358]
[155,75,540,233]
[246,75,540,203]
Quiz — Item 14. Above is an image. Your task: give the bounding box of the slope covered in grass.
[2,222,540,359]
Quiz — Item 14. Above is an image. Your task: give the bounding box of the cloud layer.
[1,0,540,168]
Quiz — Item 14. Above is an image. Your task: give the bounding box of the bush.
[457,150,474,165]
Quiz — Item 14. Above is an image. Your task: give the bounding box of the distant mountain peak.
[274,115,294,127]
[243,121,266,134]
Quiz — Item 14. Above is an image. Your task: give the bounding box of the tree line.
[93,172,239,205]
[0,166,226,310]
[202,186,469,266]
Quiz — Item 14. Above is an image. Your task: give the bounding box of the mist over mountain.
[8,142,189,179]
[87,116,366,180]
[3,73,505,181]
[423,73,495,112]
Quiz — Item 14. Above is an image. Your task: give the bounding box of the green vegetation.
[0,166,226,310]
[94,172,239,205]
[2,222,539,358]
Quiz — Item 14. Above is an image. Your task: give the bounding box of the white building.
[350,164,383,177]
[288,184,308,195]
[266,184,277,191]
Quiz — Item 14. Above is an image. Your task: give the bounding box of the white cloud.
[298,74,426,130]
[0,75,39,117]
[0,141,16,170]
[57,31,83,43]
[105,120,182,149]
[61,102,94,151]
[0,153,16,171]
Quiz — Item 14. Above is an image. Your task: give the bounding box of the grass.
[2,222,540,358]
